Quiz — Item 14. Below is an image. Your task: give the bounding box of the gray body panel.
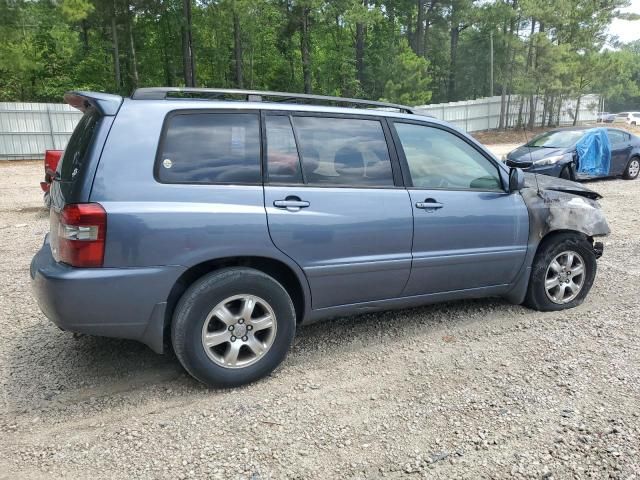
[403,189,529,295]
[31,93,610,353]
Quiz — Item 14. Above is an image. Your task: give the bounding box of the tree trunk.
[126,2,139,89]
[355,20,364,84]
[81,20,89,51]
[416,0,425,57]
[499,85,507,130]
[111,6,121,91]
[573,93,582,126]
[556,95,562,126]
[546,95,554,126]
[448,26,459,101]
[300,6,312,94]
[233,10,243,88]
[182,0,196,87]
[160,13,174,87]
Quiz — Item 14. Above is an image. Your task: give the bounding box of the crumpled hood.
[508,146,568,162]
[523,173,602,200]
[520,173,610,239]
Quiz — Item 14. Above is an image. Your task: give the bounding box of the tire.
[623,156,640,180]
[171,267,296,387]
[559,165,573,180]
[523,233,597,312]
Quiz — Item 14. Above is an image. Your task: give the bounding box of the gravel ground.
[1,158,639,480]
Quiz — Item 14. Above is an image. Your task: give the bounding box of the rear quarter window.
[59,107,101,182]
[157,112,261,184]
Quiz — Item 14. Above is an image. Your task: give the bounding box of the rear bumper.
[30,236,185,353]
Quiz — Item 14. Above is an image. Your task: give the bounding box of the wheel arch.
[164,256,310,343]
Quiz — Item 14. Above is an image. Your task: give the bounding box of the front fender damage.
[521,187,610,241]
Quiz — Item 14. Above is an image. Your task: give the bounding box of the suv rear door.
[390,121,529,296]
[263,112,413,309]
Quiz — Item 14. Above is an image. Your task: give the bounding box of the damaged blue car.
[505,127,640,181]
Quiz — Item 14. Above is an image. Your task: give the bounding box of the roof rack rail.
[131,87,415,114]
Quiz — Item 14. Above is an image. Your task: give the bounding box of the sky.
[607,0,640,44]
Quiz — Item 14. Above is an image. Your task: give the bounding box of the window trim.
[389,119,508,193]
[263,110,404,189]
[154,109,264,186]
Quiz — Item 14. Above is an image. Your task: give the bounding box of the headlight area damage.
[521,173,610,257]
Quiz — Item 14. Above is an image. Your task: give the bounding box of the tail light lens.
[44,150,63,175]
[55,203,107,267]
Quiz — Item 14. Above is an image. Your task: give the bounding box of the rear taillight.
[56,203,107,267]
[44,150,62,175]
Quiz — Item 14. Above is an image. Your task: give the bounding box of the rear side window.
[607,130,627,144]
[292,116,394,187]
[157,113,261,184]
[265,115,303,184]
[59,107,101,181]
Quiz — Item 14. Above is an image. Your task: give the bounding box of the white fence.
[414,94,600,132]
[0,102,82,160]
[0,94,600,160]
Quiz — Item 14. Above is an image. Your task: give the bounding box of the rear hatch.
[49,92,122,265]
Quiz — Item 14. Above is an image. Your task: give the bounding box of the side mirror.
[509,167,526,192]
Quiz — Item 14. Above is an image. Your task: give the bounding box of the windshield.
[526,130,584,148]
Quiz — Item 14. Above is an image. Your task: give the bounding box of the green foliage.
[0,0,639,112]
[382,41,432,105]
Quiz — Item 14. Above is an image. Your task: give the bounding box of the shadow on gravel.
[4,321,184,413]
[5,296,523,412]
[289,297,522,363]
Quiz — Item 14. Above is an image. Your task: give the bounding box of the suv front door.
[263,113,413,309]
[391,121,529,296]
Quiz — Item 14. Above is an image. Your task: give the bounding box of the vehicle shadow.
[3,296,523,414]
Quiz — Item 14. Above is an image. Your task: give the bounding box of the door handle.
[415,198,443,210]
[273,196,310,212]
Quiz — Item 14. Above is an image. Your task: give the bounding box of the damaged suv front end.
[521,173,610,251]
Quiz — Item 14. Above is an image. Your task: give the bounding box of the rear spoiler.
[64,91,123,116]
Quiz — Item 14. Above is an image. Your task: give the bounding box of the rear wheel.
[171,268,296,387]
[524,233,597,311]
[623,157,639,180]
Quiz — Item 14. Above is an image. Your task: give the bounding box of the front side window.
[291,116,394,187]
[394,123,502,191]
[158,113,260,184]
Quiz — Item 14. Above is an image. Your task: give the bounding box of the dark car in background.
[505,127,640,181]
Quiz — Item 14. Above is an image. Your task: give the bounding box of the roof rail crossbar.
[131,87,414,114]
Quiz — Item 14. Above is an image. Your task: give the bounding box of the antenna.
[521,126,543,197]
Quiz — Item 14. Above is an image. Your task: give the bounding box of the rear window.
[59,107,101,181]
[291,116,394,187]
[157,113,261,184]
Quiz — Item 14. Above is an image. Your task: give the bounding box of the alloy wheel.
[544,251,586,304]
[201,294,277,368]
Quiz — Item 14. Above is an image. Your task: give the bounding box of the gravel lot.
[1,158,639,479]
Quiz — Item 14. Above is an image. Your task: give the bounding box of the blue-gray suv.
[31,88,610,387]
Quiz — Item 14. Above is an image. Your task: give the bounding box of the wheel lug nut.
[238,319,244,324]
[242,336,248,341]
[228,325,234,331]
[247,325,253,331]
[230,336,236,342]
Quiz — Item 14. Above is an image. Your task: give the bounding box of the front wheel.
[523,234,597,311]
[171,268,296,387]
[623,157,639,180]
